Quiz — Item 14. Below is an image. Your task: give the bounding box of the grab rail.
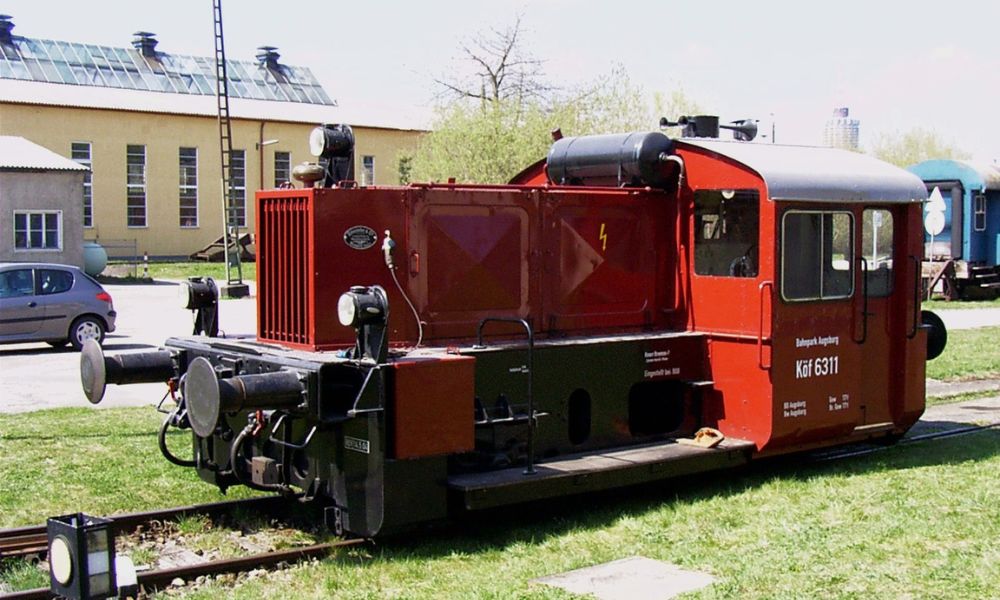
[475,318,537,475]
[853,257,869,344]
[907,255,920,339]
[757,281,773,370]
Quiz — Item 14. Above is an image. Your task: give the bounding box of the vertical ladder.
[213,0,242,286]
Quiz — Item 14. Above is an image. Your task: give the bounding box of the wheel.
[47,339,69,348]
[69,316,105,350]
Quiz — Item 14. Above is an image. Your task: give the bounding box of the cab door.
[854,206,908,428]
[770,206,863,448]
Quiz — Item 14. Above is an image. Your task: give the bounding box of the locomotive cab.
[675,140,931,454]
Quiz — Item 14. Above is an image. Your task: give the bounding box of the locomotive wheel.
[921,310,947,361]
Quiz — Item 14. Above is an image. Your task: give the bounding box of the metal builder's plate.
[533,556,715,600]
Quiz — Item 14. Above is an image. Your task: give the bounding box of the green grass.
[927,389,1000,407]
[923,296,1000,311]
[0,407,260,528]
[145,261,257,283]
[1,408,998,598]
[926,326,1000,381]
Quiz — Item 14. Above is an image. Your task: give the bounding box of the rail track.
[0,495,291,561]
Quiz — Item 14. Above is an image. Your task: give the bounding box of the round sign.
[50,535,74,585]
[924,210,945,236]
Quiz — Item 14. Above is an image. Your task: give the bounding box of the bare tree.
[435,15,550,105]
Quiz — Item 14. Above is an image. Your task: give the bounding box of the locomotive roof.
[679,139,928,203]
[907,159,1000,191]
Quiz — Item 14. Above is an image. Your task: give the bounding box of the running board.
[448,437,756,511]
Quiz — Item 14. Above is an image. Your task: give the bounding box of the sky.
[4,0,999,161]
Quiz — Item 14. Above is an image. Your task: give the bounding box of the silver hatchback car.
[0,262,117,349]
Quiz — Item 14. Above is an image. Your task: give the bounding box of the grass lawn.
[926,326,1000,381]
[2,408,998,598]
[923,296,1000,311]
[145,261,257,283]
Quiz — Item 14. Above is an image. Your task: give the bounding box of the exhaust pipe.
[80,341,178,404]
[183,357,305,438]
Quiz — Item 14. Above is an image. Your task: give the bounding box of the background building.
[0,16,424,258]
[0,136,89,266]
[822,107,860,151]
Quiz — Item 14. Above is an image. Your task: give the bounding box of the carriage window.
[862,209,894,297]
[974,194,987,232]
[694,190,759,277]
[782,210,853,301]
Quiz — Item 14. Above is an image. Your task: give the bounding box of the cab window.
[861,209,893,297]
[782,210,853,301]
[694,189,759,277]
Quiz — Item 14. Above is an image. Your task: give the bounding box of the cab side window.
[38,269,74,295]
[0,269,35,298]
[782,210,853,301]
[694,190,759,277]
[861,209,893,297]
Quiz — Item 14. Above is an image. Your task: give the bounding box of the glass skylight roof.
[0,36,334,105]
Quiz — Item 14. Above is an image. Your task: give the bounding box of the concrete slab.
[533,556,714,600]
[934,307,1000,331]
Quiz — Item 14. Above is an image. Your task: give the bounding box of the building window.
[274,151,291,187]
[693,189,759,277]
[974,194,987,232]
[781,210,854,302]
[362,155,375,185]
[71,142,93,228]
[179,147,198,228]
[13,211,62,251]
[126,144,146,227]
[229,149,246,227]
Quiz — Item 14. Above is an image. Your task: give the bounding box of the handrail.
[475,318,537,475]
[267,413,318,451]
[853,257,869,344]
[757,281,773,370]
[907,255,920,339]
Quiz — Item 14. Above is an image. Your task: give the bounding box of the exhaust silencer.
[80,341,178,404]
[183,357,305,438]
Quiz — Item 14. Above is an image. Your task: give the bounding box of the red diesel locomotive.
[82,117,944,537]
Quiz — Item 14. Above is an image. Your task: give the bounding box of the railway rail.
[0,538,364,600]
[0,495,291,561]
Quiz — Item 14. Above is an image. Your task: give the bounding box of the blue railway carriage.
[908,160,1000,298]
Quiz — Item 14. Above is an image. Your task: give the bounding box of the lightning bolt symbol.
[599,223,607,252]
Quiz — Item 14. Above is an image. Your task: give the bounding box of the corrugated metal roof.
[0,136,89,171]
[0,35,333,105]
[0,78,428,131]
[680,139,928,203]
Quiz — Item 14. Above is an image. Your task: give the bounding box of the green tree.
[406,66,701,184]
[869,128,971,168]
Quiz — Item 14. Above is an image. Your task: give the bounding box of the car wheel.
[69,316,105,350]
[47,339,69,348]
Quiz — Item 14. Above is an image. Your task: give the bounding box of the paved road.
[0,281,256,414]
[1,285,998,414]
[935,307,1000,330]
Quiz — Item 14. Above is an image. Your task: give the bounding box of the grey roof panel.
[680,139,928,203]
[0,136,90,171]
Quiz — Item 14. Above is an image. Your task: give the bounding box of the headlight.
[337,293,357,327]
[308,127,326,157]
[337,285,387,328]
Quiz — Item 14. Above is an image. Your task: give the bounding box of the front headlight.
[337,293,357,327]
